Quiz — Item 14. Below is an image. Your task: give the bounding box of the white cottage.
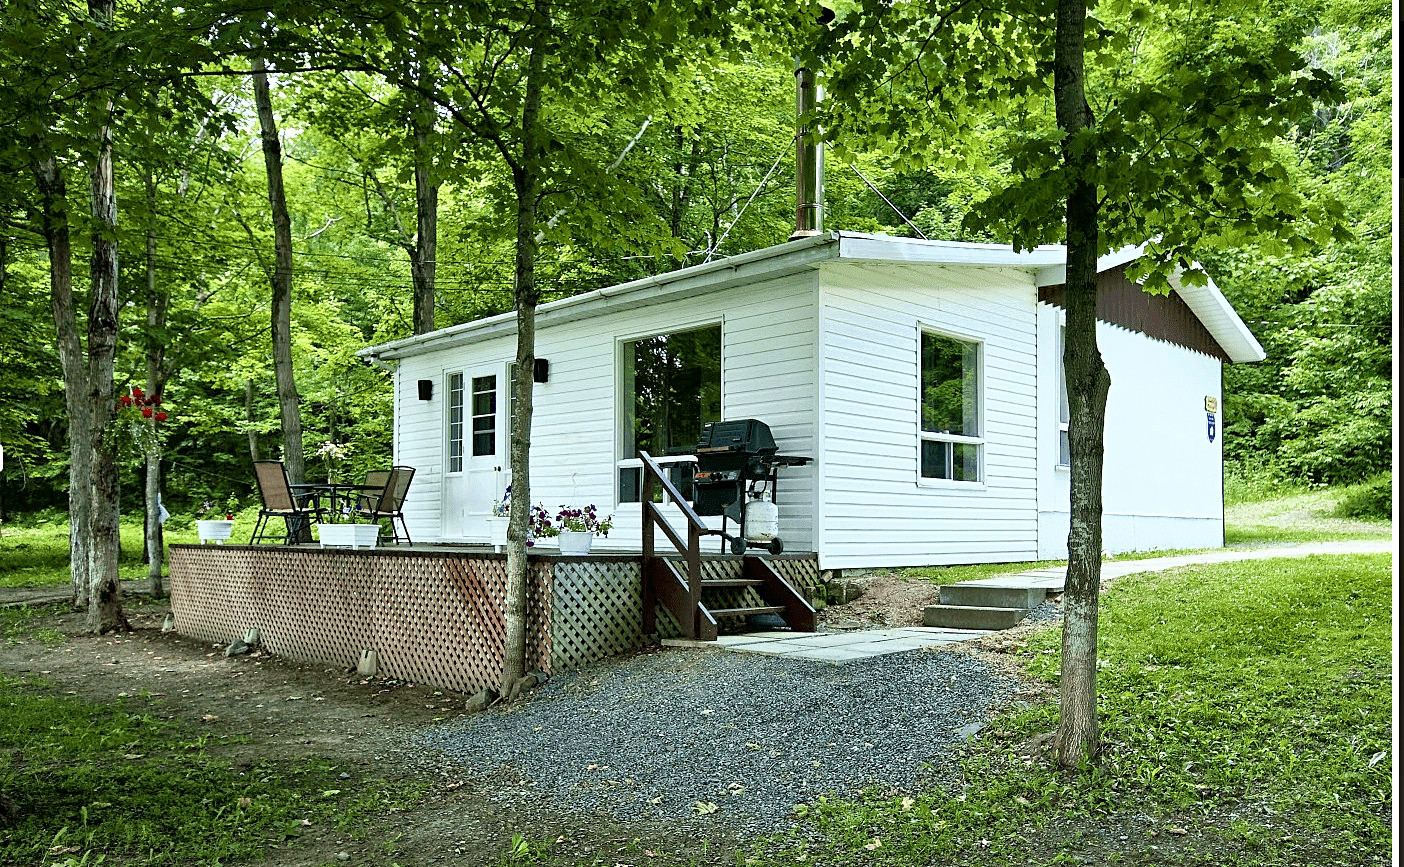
[358,231,1263,570]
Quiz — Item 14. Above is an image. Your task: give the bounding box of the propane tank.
[743,491,780,543]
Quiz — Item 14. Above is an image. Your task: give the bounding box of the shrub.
[1332,474,1392,520]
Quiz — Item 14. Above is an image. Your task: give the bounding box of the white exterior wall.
[391,272,820,550]
[1035,302,1225,557]
[815,263,1042,569]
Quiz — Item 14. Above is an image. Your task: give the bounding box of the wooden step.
[700,578,764,589]
[707,605,786,618]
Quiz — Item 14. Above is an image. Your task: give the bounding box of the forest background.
[0,0,1392,533]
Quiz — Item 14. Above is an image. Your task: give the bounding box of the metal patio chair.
[355,469,391,512]
[354,465,415,545]
[250,460,323,544]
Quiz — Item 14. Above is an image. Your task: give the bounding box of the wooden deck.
[168,543,819,694]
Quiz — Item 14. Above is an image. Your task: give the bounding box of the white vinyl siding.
[817,263,1040,569]
[388,271,820,548]
[1036,301,1224,557]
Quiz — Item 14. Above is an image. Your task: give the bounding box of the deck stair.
[639,451,815,642]
[923,582,1049,630]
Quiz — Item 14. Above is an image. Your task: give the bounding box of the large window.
[446,372,465,473]
[920,330,982,482]
[618,324,722,502]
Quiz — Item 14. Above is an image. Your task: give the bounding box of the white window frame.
[614,318,723,507]
[445,370,465,474]
[469,373,498,458]
[917,325,985,486]
[1056,320,1070,470]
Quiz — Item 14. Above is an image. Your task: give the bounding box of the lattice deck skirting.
[168,546,818,694]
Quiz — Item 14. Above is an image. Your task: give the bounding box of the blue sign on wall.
[1207,412,1217,442]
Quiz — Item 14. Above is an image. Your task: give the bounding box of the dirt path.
[0,599,732,866]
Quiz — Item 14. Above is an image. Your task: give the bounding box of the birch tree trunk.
[86,0,128,634]
[252,57,306,486]
[411,89,438,336]
[1053,0,1110,767]
[143,174,169,593]
[500,3,548,697]
[34,153,91,611]
[245,379,261,462]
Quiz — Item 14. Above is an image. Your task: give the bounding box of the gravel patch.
[1025,599,1064,625]
[420,645,1018,836]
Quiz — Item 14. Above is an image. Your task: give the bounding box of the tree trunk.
[143,174,169,594]
[252,57,306,486]
[86,0,128,634]
[411,89,438,335]
[245,378,261,462]
[1053,0,1109,768]
[501,3,549,697]
[34,153,92,611]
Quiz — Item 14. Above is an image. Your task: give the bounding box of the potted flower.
[527,503,559,548]
[197,496,237,544]
[553,505,612,555]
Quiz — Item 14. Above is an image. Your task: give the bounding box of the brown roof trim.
[1039,265,1231,362]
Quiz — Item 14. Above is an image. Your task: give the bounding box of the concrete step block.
[922,605,1028,631]
[938,584,1046,610]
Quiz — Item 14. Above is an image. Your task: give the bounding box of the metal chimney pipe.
[790,62,824,240]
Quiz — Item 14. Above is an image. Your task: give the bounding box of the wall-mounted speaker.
[533,358,549,383]
[417,379,433,400]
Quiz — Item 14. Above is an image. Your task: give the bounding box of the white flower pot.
[487,517,509,551]
[197,520,235,544]
[317,523,381,549]
[556,530,593,556]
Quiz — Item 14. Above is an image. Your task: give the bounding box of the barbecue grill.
[692,418,811,555]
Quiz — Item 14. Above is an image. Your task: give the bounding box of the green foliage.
[1331,473,1392,520]
[746,554,1391,866]
[0,674,424,865]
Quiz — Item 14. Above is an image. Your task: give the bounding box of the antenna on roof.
[850,164,929,240]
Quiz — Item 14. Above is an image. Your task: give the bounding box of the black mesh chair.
[356,469,391,512]
[354,465,415,545]
[251,460,322,544]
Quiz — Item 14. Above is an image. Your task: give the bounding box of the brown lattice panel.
[169,546,820,691]
[550,560,647,669]
[766,555,822,596]
[169,546,550,694]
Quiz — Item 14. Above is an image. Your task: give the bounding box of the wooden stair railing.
[743,556,817,632]
[641,451,818,642]
[640,451,710,640]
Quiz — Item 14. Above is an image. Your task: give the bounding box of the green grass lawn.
[0,608,424,866]
[742,552,1392,867]
[0,511,262,590]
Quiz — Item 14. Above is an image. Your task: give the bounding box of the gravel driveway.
[421,644,1019,836]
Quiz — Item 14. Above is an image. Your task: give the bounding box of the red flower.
[153,395,162,405]
[132,386,144,398]
[119,395,133,406]
[154,411,167,422]
[141,407,154,418]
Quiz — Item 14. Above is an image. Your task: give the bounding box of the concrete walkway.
[674,539,1393,665]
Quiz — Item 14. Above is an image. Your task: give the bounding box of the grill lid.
[695,419,779,455]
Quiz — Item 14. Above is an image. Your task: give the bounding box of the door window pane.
[447,372,464,473]
[471,375,496,457]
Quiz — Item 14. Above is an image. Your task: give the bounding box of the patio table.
[292,483,384,523]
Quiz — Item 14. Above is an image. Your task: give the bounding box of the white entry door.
[441,369,503,542]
